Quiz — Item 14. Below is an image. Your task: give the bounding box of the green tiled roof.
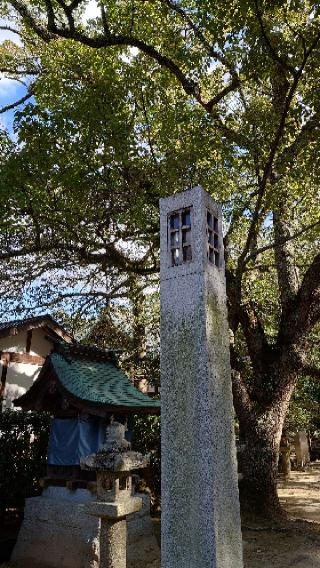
[49,350,160,411]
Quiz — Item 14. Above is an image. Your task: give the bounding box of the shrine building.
[0,315,74,409]
[14,340,160,489]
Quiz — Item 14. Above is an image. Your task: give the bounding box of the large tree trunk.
[239,409,283,517]
[234,371,296,519]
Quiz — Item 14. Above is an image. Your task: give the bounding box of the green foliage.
[0,6,319,323]
[285,335,320,434]
[1,0,320,513]
[0,410,50,510]
[285,376,320,433]
[132,414,161,501]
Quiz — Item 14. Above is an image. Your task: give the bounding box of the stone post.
[81,420,149,568]
[99,518,127,568]
[294,431,310,469]
[160,186,243,568]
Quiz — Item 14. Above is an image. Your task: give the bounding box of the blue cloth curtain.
[47,415,106,465]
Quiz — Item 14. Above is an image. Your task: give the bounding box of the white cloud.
[0,18,22,46]
[83,0,100,21]
[0,77,18,98]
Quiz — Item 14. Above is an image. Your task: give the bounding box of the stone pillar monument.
[160,186,243,568]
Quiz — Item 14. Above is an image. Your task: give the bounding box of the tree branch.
[259,29,320,193]
[236,185,265,281]
[244,219,320,265]
[8,0,242,113]
[0,67,38,76]
[0,238,158,275]
[204,76,240,112]
[69,0,84,11]
[273,203,300,310]
[0,90,32,114]
[161,0,239,75]
[231,370,254,427]
[275,111,320,174]
[100,4,110,36]
[237,29,320,282]
[254,0,297,75]
[282,252,320,344]
[55,0,75,32]
[238,302,272,376]
[9,0,53,42]
[45,0,57,32]
[0,25,22,38]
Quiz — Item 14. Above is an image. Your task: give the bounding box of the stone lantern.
[81,418,149,568]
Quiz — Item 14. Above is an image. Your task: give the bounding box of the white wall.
[0,327,53,409]
[3,382,27,410]
[7,362,41,390]
[0,330,28,353]
[29,328,54,358]
[0,328,54,357]
[2,363,42,409]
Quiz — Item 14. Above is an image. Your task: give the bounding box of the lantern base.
[86,496,142,519]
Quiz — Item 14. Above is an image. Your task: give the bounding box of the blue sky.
[0,81,27,135]
[0,22,27,135]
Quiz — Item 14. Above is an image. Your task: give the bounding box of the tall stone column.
[160,186,243,568]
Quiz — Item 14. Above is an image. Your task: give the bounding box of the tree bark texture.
[235,371,296,518]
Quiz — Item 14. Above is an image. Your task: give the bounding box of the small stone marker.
[160,186,243,568]
[294,431,310,468]
[81,419,149,568]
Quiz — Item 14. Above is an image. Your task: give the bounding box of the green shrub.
[132,415,161,509]
[0,410,50,512]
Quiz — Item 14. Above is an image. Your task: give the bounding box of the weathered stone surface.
[11,490,159,568]
[80,420,149,473]
[86,496,142,519]
[81,419,150,567]
[81,450,149,473]
[160,187,243,568]
[100,518,127,568]
[10,493,99,568]
[294,431,310,468]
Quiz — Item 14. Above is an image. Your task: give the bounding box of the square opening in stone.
[182,228,191,244]
[170,231,179,247]
[207,209,220,267]
[183,245,192,262]
[182,209,191,227]
[168,207,193,266]
[119,477,127,490]
[170,213,180,230]
[102,477,113,491]
[171,248,180,266]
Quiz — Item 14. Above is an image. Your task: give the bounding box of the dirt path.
[244,463,320,568]
[278,463,320,523]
